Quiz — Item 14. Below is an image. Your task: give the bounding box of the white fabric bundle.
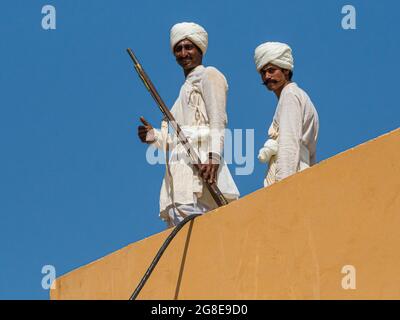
[258,139,279,163]
[170,22,208,54]
[254,42,294,71]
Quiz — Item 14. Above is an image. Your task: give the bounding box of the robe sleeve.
[146,121,173,150]
[201,67,228,157]
[276,91,304,181]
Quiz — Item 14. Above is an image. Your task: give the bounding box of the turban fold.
[170,22,208,55]
[254,42,294,72]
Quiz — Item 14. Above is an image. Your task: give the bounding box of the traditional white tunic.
[263,82,319,186]
[149,65,240,221]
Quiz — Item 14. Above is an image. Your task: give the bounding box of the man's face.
[260,63,289,92]
[174,39,203,72]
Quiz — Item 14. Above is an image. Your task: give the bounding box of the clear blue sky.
[0,0,399,299]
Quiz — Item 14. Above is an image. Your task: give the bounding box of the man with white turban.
[138,22,239,227]
[254,42,319,187]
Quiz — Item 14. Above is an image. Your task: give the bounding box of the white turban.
[170,22,208,55]
[254,42,294,72]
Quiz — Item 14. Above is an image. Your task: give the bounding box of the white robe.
[265,82,319,185]
[149,65,240,221]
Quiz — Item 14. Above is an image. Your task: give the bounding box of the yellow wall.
[51,128,400,300]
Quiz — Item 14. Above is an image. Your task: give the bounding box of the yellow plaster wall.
[51,128,400,300]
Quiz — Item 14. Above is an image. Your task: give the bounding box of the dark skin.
[138,39,219,184]
[174,39,204,77]
[260,63,292,98]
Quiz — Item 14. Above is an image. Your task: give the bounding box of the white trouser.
[166,201,210,228]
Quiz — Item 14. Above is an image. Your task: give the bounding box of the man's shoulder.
[284,82,304,95]
[203,66,228,84]
[283,83,312,101]
[204,66,223,75]
[281,83,318,114]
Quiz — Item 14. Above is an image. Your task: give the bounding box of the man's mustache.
[262,79,277,86]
